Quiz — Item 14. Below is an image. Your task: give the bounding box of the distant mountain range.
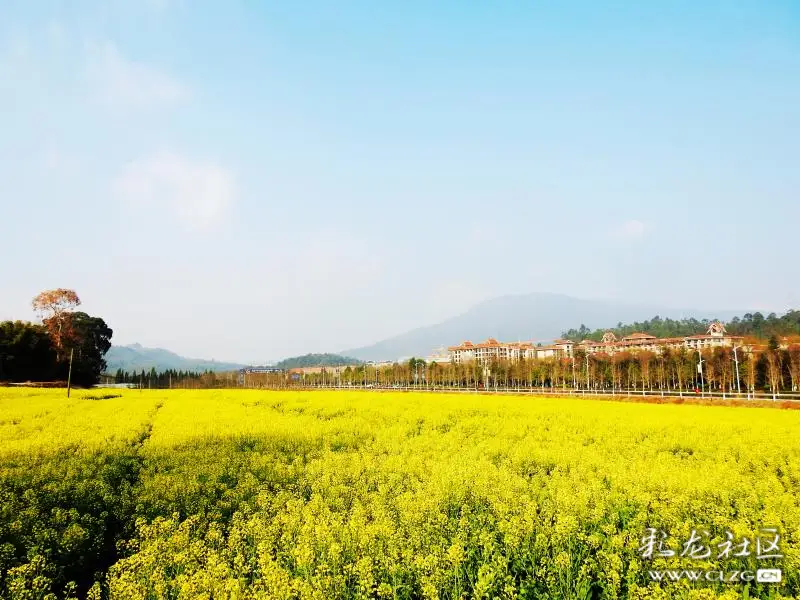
[105,343,246,373]
[340,292,749,362]
[107,293,754,371]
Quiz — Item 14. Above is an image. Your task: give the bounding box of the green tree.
[0,321,58,382]
[57,312,113,387]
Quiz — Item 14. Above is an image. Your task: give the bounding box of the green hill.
[562,310,800,342]
[105,343,246,373]
[275,353,362,369]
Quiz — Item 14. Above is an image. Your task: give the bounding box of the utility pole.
[571,357,576,389]
[733,346,742,396]
[585,353,590,390]
[698,355,705,397]
[66,348,74,398]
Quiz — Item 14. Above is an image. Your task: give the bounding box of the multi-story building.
[581,322,743,356]
[445,322,743,363]
[287,365,359,376]
[367,360,397,368]
[424,347,451,364]
[447,338,574,363]
[448,340,475,364]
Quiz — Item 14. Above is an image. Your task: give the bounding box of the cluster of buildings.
[443,322,744,364]
[446,338,571,364]
[255,323,751,378]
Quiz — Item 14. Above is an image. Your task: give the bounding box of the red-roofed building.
[582,322,744,356]
[447,337,574,363]
[443,322,742,363]
[447,341,476,363]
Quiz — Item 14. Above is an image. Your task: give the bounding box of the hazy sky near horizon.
[1,1,798,363]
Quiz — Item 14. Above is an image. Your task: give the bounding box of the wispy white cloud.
[113,150,235,231]
[612,219,648,241]
[84,40,188,111]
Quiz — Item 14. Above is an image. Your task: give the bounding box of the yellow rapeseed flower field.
[1,387,799,599]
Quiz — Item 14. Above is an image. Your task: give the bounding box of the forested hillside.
[563,310,800,342]
[275,353,362,369]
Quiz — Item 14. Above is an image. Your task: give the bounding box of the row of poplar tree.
[112,368,216,388]
[242,339,800,396]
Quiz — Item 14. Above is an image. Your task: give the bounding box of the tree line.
[563,310,800,342]
[0,289,112,387]
[112,367,223,388]
[237,341,800,397]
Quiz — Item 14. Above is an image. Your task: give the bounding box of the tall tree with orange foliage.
[31,289,81,359]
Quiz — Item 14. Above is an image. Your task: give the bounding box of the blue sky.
[1,1,798,362]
